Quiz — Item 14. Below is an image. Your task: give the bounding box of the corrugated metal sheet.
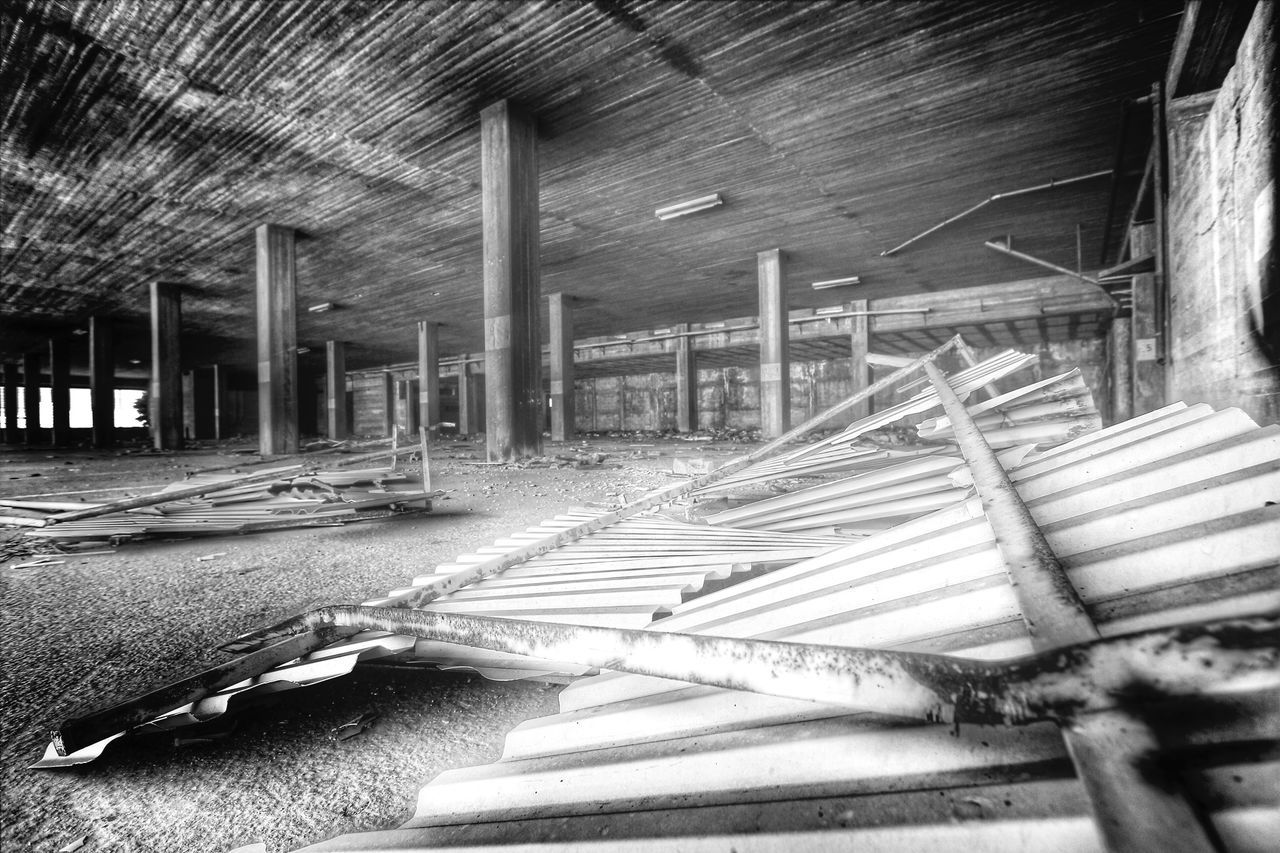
[293,399,1278,850]
[34,508,845,767]
[704,367,1100,534]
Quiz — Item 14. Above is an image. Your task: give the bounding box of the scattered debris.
[58,836,88,853]
[331,711,379,741]
[196,552,228,562]
[1,466,435,547]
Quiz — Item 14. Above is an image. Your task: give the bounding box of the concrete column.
[417,322,440,433]
[255,224,298,455]
[89,316,114,448]
[181,371,196,440]
[481,99,541,461]
[457,357,481,436]
[2,362,19,443]
[381,371,395,438]
[150,282,183,450]
[49,337,71,445]
[674,323,697,432]
[191,367,217,439]
[325,341,348,440]
[848,298,872,421]
[547,293,574,441]
[1108,316,1133,425]
[1130,224,1165,415]
[757,248,790,438]
[22,351,41,444]
[211,364,228,440]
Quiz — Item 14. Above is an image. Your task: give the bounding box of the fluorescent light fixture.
[655,193,723,220]
[811,275,861,290]
[815,306,845,316]
[308,302,334,313]
[296,346,311,355]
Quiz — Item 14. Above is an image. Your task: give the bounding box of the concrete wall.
[1166,2,1278,425]
[570,339,1110,434]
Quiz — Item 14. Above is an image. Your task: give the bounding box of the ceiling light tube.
[655,193,723,220]
[308,302,334,313]
[811,276,861,289]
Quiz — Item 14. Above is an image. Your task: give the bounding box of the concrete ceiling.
[1,0,1183,376]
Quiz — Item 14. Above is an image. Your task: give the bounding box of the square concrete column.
[848,299,872,421]
[1108,316,1133,425]
[2,362,19,443]
[89,316,114,448]
[22,351,41,444]
[547,293,574,441]
[417,322,440,433]
[49,336,70,445]
[674,323,697,432]
[190,367,217,439]
[757,249,790,438]
[325,341,348,440]
[150,282,183,449]
[481,99,542,461]
[256,224,299,455]
[457,357,484,436]
[1130,224,1164,415]
[381,372,395,438]
[211,364,228,440]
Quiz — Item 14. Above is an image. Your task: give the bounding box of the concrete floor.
[0,435,740,852]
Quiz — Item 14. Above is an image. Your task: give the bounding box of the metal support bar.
[983,240,1104,289]
[923,362,1218,853]
[51,608,1278,759]
[882,169,1112,256]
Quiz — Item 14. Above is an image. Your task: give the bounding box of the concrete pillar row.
[22,351,41,445]
[674,323,697,433]
[325,341,348,440]
[49,336,70,445]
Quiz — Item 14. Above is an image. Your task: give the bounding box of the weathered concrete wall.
[1166,2,1278,425]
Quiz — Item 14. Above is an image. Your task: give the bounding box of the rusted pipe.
[51,609,1279,760]
[923,362,1219,853]
[881,169,1112,256]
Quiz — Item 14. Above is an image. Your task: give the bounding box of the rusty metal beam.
[923,361,1220,853]
[51,608,1277,760]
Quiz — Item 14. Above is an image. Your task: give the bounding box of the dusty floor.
[0,434,750,853]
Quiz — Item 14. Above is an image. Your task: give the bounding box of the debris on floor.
[0,465,436,546]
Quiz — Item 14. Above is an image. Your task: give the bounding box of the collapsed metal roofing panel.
[294,399,1278,850]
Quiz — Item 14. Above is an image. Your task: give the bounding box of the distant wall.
[572,339,1110,434]
[1166,1,1278,424]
